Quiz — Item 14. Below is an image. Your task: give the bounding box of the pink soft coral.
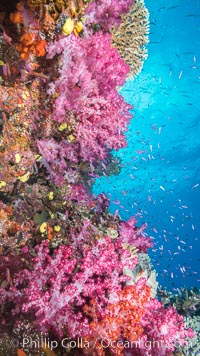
[119,216,153,253]
[47,32,132,162]
[85,0,134,31]
[138,299,194,356]
[5,239,137,338]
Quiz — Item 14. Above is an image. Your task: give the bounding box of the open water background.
[93,0,200,291]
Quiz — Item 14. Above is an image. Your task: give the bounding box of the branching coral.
[111,0,150,78]
[124,253,158,297]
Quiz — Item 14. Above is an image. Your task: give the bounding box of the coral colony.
[0,0,198,355]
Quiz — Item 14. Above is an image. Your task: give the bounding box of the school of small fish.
[94,0,200,291]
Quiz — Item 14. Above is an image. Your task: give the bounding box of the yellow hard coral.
[15,153,21,164]
[54,225,61,232]
[48,191,54,200]
[68,134,75,142]
[61,18,83,37]
[18,171,31,183]
[74,21,83,35]
[62,17,74,35]
[0,181,7,190]
[40,222,47,234]
[58,122,68,131]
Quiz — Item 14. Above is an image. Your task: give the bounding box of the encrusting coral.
[111,0,150,78]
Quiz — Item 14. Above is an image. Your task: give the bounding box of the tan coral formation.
[111,0,149,79]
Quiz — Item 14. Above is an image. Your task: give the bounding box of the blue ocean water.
[93,0,200,291]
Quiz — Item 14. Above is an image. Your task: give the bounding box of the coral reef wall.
[0,0,196,355]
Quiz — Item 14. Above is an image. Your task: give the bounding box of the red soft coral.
[83,278,151,355]
[82,278,194,356]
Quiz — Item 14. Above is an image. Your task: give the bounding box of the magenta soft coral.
[84,32,130,93]
[47,33,130,113]
[5,238,137,338]
[119,216,153,253]
[85,0,134,31]
[76,95,131,160]
[46,32,132,162]
[138,298,194,356]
